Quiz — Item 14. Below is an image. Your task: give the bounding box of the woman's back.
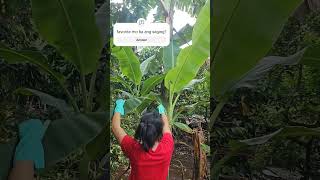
[121,133,174,180]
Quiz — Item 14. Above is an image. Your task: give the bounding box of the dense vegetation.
[1,0,109,179]
[211,1,320,179]
[1,0,210,179]
[110,0,210,179]
[1,0,320,180]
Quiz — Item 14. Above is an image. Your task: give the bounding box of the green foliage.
[43,112,108,167]
[212,9,320,180]
[95,3,108,45]
[213,127,320,178]
[0,43,65,84]
[227,46,320,92]
[0,1,108,179]
[111,2,211,138]
[162,41,180,72]
[124,97,143,114]
[110,1,211,175]
[162,0,206,17]
[212,0,303,99]
[141,75,165,96]
[14,88,72,118]
[0,112,108,179]
[111,46,142,85]
[31,0,103,75]
[165,0,210,93]
[172,24,193,46]
[140,54,156,76]
[173,122,193,134]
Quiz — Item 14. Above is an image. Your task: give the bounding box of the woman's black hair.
[134,111,163,152]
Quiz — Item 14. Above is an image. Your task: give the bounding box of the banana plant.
[210,44,320,179]
[110,0,210,134]
[0,0,108,179]
[212,126,320,179]
[211,0,306,126]
[211,0,320,131]
[211,0,320,178]
[110,43,165,115]
[164,0,210,132]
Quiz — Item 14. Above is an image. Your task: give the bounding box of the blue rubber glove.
[157,104,166,115]
[14,119,50,169]
[114,99,125,115]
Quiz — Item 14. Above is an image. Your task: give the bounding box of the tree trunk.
[159,0,175,105]
[192,129,208,180]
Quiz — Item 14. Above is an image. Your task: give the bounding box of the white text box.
[113,23,170,46]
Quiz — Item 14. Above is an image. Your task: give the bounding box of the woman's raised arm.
[157,104,171,134]
[111,99,127,144]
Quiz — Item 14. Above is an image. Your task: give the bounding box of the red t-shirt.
[120,133,174,180]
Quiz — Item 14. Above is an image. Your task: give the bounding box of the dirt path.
[168,143,194,179]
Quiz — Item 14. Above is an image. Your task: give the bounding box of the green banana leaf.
[95,2,108,45]
[42,112,107,167]
[114,89,134,99]
[150,51,162,74]
[183,77,206,90]
[110,75,133,91]
[0,88,108,179]
[14,88,72,119]
[201,143,210,154]
[85,126,110,160]
[141,74,165,96]
[174,122,193,134]
[211,0,303,99]
[136,93,158,114]
[124,98,142,114]
[0,112,107,179]
[165,0,210,93]
[111,47,142,85]
[231,46,320,90]
[31,0,102,75]
[172,24,193,47]
[124,94,157,115]
[212,126,320,179]
[140,55,156,76]
[162,41,180,72]
[0,42,65,83]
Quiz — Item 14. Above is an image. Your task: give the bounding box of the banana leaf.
[211,0,303,99]
[31,0,102,75]
[165,0,210,93]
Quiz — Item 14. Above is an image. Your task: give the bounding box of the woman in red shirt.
[111,99,174,180]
